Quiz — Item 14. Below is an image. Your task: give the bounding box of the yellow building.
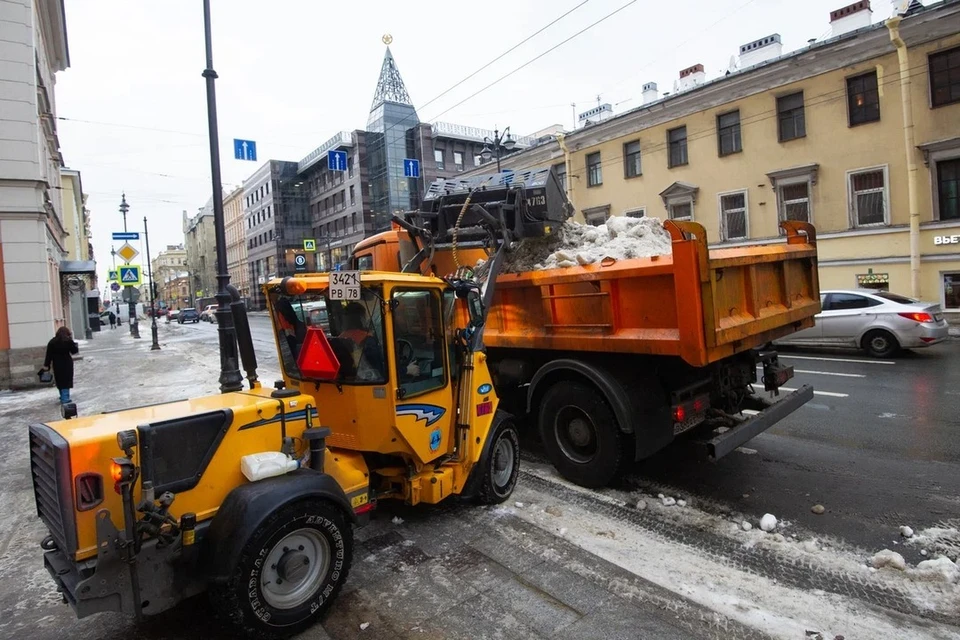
[469,0,960,319]
[59,168,97,337]
[223,186,250,302]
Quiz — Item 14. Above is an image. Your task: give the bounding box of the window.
[719,191,748,240]
[847,71,880,125]
[938,158,960,220]
[777,181,811,224]
[930,47,960,107]
[668,126,688,167]
[454,151,464,171]
[392,290,447,398]
[474,154,482,167]
[624,141,641,178]
[586,152,602,187]
[553,163,567,192]
[777,92,806,141]
[717,111,742,156]
[351,212,358,233]
[823,292,881,311]
[348,157,354,178]
[848,167,888,226]
[943,273,960,310]
[668,201,692,220]
[583,206,609,226]
[624,208,645,219]
[349,185,356,206]
[434,148,445,170]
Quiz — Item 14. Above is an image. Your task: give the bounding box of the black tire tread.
[478,417,521,505]
[862,329,899,358]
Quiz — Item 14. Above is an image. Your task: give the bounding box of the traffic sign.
[327,150,347,172]
[121,287,141,303]
[108,270,118,282]
[294,254,308,272]
[403,158,420,178]
[303,239,316,252]
[110,282,120,292]
[118,265,142,286]
[234,138,257,161]
[112,232,139,241]
[117,242,139,263]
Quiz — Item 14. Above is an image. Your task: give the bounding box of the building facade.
[152,244,187,308]
[183,203,217,306]
[462,0,960,318]
[223,186,250,303]
[243,161,310,308]
[59,168,97,338]
[0,0,72,387]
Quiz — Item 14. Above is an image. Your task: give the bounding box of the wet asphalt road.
[188,317,960,556]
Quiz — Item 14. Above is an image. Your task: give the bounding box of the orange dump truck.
[350,175,820,488]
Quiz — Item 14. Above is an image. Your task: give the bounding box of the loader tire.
[538,380,630,488]
[210,499,352,638]
[477,417,520,504]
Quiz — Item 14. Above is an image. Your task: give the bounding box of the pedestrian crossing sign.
[118,265,142,286]
[303,239,317,252]
[108,270,118,282]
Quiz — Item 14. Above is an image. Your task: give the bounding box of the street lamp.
[118,193,140,339]
[110,246,120,322]
[479,126,517,173]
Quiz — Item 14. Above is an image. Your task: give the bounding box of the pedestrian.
[108,310,116,329]
[42,326,79,404]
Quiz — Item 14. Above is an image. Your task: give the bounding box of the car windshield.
[873,292,918,304]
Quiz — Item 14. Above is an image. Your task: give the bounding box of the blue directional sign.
[112,232,139,241]
[403,158,420,178]
[327,149,347,172]
[234,138,257,161]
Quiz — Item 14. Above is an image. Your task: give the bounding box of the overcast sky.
[55,0,909,293]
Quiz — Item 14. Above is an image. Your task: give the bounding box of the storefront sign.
[934,234,960,245]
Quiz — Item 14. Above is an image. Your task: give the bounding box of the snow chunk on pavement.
[871,549,906,571]
[391,516,404,525]
[359,622,370,631]
[741,521,753,531]
[910,557,960,583]
[676,499,687,507]
[661,496,676,507]
[635,500,647,511]
[514,501,524,508]
[760,514,778,532]
[899,526,914,538]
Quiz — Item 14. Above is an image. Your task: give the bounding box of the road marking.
[778,386,848,398]
[757,366,865,378]
[778,354,894,365]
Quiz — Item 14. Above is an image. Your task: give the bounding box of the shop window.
[944,273,960,310]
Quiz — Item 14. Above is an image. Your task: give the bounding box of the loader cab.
[265,273,459,466]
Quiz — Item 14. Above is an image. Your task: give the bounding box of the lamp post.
[202,0,243,393]
[118,194,140,339]
[143,216,160,350]
[110,246,120,322]
[479,126,517,173]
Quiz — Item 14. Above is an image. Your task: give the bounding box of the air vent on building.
[830,0,873,37]
[738,33,783,68]
[676,64,706,92]
[642,82,659,105]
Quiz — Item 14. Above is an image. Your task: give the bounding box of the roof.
[370,47,412,110]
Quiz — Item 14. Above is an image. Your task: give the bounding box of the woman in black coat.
[43,326,79,403]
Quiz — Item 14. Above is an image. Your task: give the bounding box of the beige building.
[0,0,72,387]
[183,198,219,305]
[151,244,186,308]
[59,168,97,337]
[467,0,960,319]
[224,186,250,302]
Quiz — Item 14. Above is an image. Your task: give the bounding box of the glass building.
[365,48,420,231]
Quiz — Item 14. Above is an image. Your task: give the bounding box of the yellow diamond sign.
[117,242,139,263]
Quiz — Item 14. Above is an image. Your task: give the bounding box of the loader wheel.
[478,417,520,504]
[538,381,628,489]
[210,499,352,638]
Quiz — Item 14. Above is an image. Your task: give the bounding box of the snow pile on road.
[871,549,907,571]
[760,513,778,532]
[504,216,672,273]
[909,557,960,584]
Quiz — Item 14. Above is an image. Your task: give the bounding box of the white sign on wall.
[934,235,960,245]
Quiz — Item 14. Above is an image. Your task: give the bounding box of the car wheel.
[862,329,899,358]
[209,499,352,638]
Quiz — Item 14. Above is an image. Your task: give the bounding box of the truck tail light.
[672,394,710,424]
[898,312,933,323]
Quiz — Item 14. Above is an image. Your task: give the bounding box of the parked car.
[774,289,950,357]
[178,308,200,324]
[166,309,180,323]
[200,304,218,322]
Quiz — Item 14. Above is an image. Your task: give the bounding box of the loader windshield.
[271,288,387,385]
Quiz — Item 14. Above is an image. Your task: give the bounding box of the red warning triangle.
[296,327,341,380]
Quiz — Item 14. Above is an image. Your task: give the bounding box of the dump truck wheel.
[478,417,521,504]
[539,381,627,488]
[210,499,352,638]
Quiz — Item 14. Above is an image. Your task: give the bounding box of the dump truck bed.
[484,220,820,367]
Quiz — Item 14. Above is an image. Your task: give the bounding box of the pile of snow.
[871,549,906,571]
[899,525,914,538]
[909,556,960,583]
[504,216,672,273]
[760,514,778,532]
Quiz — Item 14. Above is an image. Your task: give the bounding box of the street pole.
[111,246,120,324]
[119,194,140,339]
[143,216,160,350]
[202,0,243,393]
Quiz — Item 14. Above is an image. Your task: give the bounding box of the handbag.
[37,369,53,384]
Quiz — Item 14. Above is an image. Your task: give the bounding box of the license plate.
[329,271,361,300]
[934,314,943,322]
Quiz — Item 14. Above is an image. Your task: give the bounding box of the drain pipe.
[886,16,922,299]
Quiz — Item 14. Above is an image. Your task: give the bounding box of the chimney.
[641,82,659,104]
[738,34,782,68]
[677,64,705,92]
[577,103,614,128]
[830,0,873,37]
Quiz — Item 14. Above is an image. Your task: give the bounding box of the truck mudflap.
[701,385,814,460]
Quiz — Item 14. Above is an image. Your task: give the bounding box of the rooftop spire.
[371,43,412,110]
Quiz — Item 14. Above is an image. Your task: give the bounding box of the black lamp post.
[143,216,160,350]
[202,0,243,393]
[480,127,517,173]
[118,194,140,339]
[110,246,120,322]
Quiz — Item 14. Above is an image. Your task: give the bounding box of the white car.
[200,304,218,322]
[774,289,950,357]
